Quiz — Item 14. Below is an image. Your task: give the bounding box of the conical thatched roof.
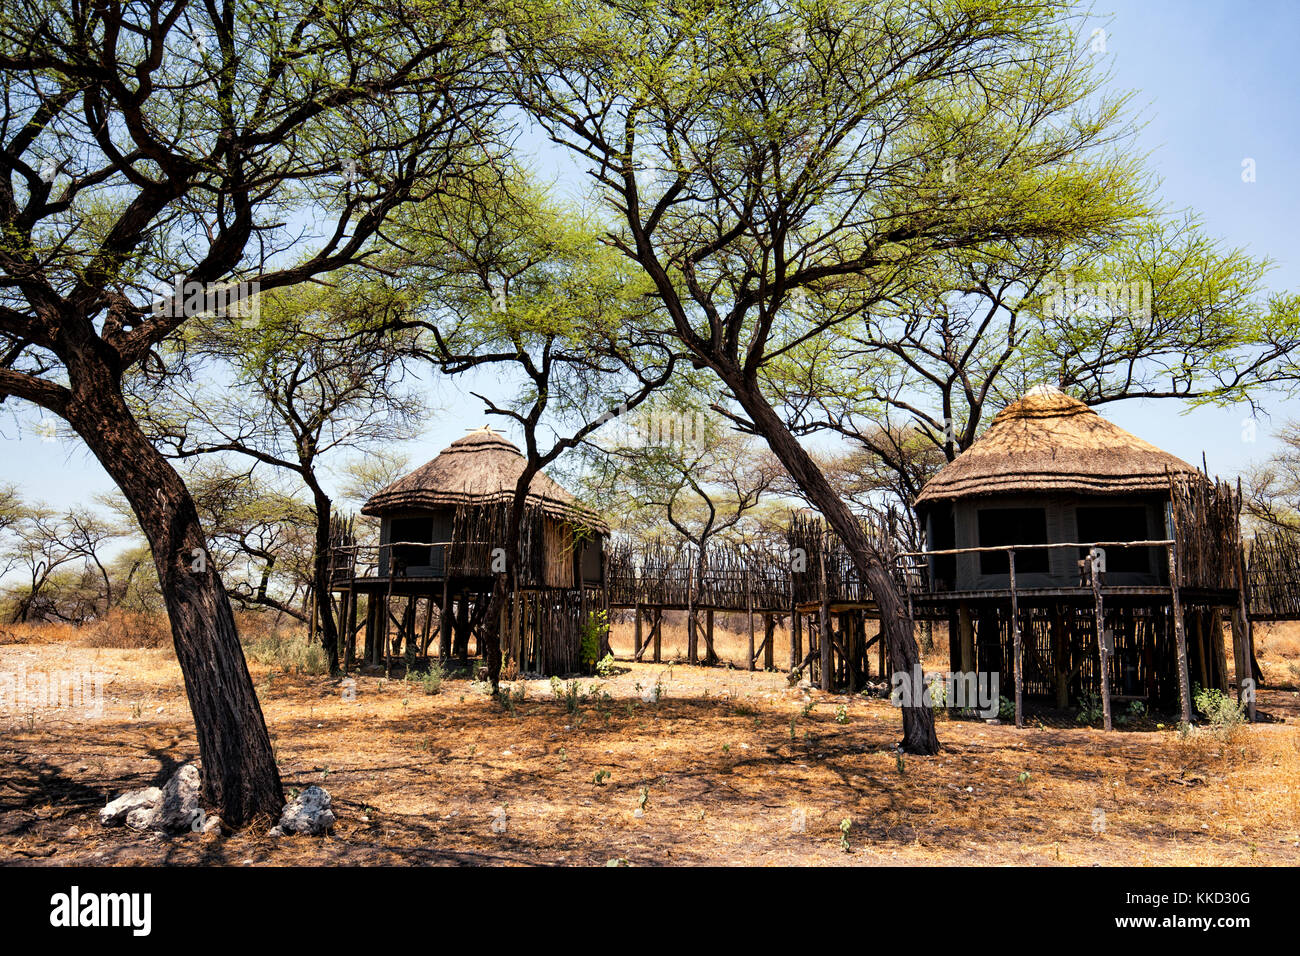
[362,426,608,532]
[914,387,1203,506]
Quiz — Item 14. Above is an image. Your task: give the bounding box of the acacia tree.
[510,0,1160,752]
[774,214,1300,512]
[137,277,425,673]
[396,179,677,690]
[0,1,501,821]
[584,392,780,663]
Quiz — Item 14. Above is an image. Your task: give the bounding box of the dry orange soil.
[1,635,1298,866]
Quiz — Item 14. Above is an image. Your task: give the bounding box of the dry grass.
[1,623,1297,866]
[1256,622,1300,687]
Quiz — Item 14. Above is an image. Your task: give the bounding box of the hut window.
[390,517,434,570]
[927,504,956,588]
[977,508,1048,574]
[1076,507,1149,572]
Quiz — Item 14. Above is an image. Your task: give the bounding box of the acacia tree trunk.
[483,468,537,694]
[63,354,284,824]
[728,376,939,755]
[308,486,341,676]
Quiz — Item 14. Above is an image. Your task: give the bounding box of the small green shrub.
[579,610,608,674]
[1194,685,1246,732]
[595,652,616,678]
[419,662,444,696]
[1075,691,1104,725]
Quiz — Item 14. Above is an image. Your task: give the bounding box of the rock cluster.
[99,763,214,834]
[269,785,335,837]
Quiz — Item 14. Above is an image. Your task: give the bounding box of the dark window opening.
[1076,506,1150,573]
[978,508,1049,574]
[390,517,433,571]
[928,505,956,589]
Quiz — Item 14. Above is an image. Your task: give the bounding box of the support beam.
[633,603,643,659]
[1010,550,1023,730]
[1167,543,1194,725]
[746,572,756,672]
[818,544,832,692]
[1090,549,1112,731]
[958,604,974,675]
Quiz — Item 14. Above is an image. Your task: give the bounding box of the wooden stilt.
[633,603,643,659]
[1089,550,1112,731]
[419,596,436,656]
[1167,543,1193,725]
[746,571,756,672]
[344,588,358,674]
[1010,550,1023,729]
[958,604,974,674]
[818,544,831,692]
[791,609,802,672]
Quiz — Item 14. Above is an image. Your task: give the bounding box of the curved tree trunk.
[64,358,284,824]
[728,378,939,755]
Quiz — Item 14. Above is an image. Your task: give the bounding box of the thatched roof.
[914,386,1203,507]
[362,427,609,532]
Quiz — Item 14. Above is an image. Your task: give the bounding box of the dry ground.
[0,618,1297,866]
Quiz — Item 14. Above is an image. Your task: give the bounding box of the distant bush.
[80,609,171,649]
[244,630,328,675]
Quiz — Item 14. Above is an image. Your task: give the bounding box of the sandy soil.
[2,628,1298,866]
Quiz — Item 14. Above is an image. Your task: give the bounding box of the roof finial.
[1024,383,1064,399]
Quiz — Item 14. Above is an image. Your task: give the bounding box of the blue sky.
[3,0,1299,517]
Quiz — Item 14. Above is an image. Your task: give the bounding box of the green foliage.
[1075,692,1105,725]
[1194,685,1246,731]
[999,696,1016,721]
[551,676,582,714]
[579,610,608,674]
[595,653,616,678]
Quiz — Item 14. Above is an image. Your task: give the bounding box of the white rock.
[99,787,161,827]
[158,764,203,832]
[275,784,335,836]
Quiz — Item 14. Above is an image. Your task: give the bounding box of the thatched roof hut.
[360,426,606,588]
[915,386,1202,507]
[914,386,1204,592]
[363,426,608,533]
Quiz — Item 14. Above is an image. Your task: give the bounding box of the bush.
[79,610,170,649]
[409,661,444,695]
[1075,691,1104,725]
[595,653,616,678]
[1194,685,1246,732]
[244,630,328,675]
[579,610,608,674]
